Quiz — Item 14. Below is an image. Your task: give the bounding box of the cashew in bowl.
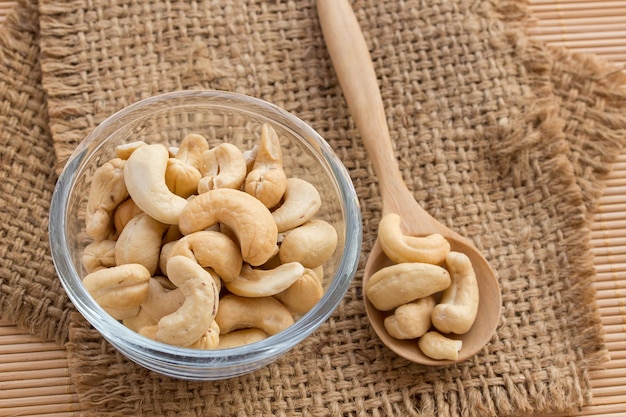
[224,262,305,297]
[81,240,116,273]
[140,278,185,323]
[156,256,220,347]
[115,213,169,275]
[198,143,247,194]
[274,268,325,314]
[365,262,451,311]
[378,213,450,265]
[244,123,287,209]
[431,251,479,335]
[80,122,340,351]
[417,331,462,361]
[217,328,268,349]
[216,294,294,336]
[271,178,321,232]
[82,263,151,320]
[115,140,147,160]
[187,320,221,349]
[178,188,278,266]
[165,158,202,198]
[85,157,128,240]
[278,219,338,268]
[113,198,144,234]
[124,143,188,225]
[167,230,243,282]
[175,133,209,171]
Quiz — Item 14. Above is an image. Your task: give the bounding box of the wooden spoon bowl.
[365,239,501,365]
[318,0,502,365]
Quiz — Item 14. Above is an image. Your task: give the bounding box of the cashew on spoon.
[378,213,450,265]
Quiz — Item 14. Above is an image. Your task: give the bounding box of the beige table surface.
[0,1,624,416]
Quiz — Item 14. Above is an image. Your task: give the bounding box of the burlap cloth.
[1,0,626,415]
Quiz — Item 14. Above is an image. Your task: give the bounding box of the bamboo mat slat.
[0,323,83,416]
[0,0,624,416]
[527,0,626,68]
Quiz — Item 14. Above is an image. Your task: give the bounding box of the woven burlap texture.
[0,0,623,415]
[0,0,74,344]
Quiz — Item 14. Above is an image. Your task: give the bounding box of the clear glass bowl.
[49,90,362,380]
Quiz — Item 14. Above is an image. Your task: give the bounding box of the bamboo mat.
[0,1,624,416]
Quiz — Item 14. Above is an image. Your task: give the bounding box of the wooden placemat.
[0,0,624,416]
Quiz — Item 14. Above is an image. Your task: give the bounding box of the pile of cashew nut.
[365,213,479,361]
[80,123,339,350]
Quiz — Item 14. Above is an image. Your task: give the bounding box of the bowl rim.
[49,89,362,378]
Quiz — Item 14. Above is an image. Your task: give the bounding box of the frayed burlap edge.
[508,26,626,408]
[0,0,74,345]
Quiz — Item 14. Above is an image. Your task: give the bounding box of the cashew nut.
[115,141,147,160]
[278,219,338,268]
[244,123,287,208]
[163,132,208,198]
[113,198,143,234]
[153,275,177,290]
[115,213,169,275]
[159,240,177,277]
[81,240,116,273]
[215,294,294,335]
[417,331,463,361]
[217,328,267,349]
[378,213,450,265]
[165,158,202,198]
[243,145,259,173]
[156,256,219,347]
[274,268,324,314]
[138,325,159,340]
[178,188,278,266]
[82,264,151,320]
[141,278,185,322]
[198,143,247,193]
[175,133,209,171]
[224,262,305,297]
[124,143,188,225]
[167,230,243,282]
[159,240,222,292]
[431,251,479,334]
[271,178,322,232]
[161,224,183,246]
[365,263,451,311]
[86,157,129,240]
[123,309,157,333]
[187,320,220,349]
[383,295,436,339]
[312,265,324,285]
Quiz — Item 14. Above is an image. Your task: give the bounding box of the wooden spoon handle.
[317,0,407,207]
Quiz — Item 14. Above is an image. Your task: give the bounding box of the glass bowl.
[49,90,362,380]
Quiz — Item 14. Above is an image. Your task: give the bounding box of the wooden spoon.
[317,0,501,365]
